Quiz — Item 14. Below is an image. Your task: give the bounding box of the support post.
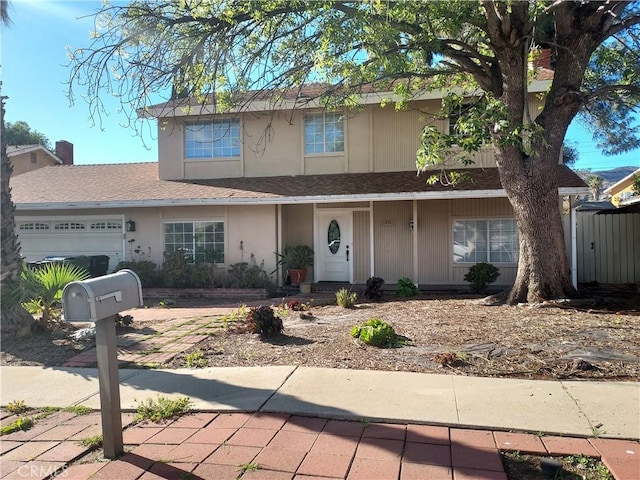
[95,315,123,459]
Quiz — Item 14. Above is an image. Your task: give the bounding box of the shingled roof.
[11,162,586,210]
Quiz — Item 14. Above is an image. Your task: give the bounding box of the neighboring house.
[10,80,587,287]
[604,168,640,206]
[7,140,74,176]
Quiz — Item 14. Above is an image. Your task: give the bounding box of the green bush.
[396,277,419,297]
[336,288,358,308]
[161,250,191,288]
[115,260,158,287]
[246,306,284,336]
[350,318,396,347]
[464,262,500,293]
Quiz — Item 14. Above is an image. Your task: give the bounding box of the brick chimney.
[55,140,74,165]
[533,49,552,69]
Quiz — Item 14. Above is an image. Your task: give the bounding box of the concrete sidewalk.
[2,366,638,440]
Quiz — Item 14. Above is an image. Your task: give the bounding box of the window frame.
[163,220,225,264]
[304,111,345,155]
[184,118,241,160]
[452,218,519,264]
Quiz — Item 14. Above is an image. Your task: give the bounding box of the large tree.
[1,0,33,337]
[69,0,640,303]
[5,120,51,149]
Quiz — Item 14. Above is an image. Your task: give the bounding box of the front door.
[316,210,352,282]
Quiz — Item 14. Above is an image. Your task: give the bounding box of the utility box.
[62,269,143,322]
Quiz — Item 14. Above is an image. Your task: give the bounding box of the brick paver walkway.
[63,314,225,368]
[1,410,638,480]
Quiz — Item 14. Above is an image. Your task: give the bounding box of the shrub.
[396,277,419,297]
[115,260,158,287]
[114,313,134,327]
[336,288,357,308]
[161,250,191,288]
[246,306,284,336]
[350,318,396,347]
[364,276,385,301]
[464,262,500,293]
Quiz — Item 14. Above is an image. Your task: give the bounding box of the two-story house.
[10,80,587,287]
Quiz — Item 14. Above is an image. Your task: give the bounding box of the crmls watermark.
[16,464,68,478]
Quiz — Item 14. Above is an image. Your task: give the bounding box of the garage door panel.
[16,217,124,273]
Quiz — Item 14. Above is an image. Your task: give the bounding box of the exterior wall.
[353,210,371,284]
[17,205,278,275]
[281,204,315,279]
[157,93,548,181]
[373,201,414,282]
[10,151,58,176]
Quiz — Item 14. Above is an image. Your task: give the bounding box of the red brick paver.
[2,407,638,480]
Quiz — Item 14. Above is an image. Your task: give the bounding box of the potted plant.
[274,245,314,285]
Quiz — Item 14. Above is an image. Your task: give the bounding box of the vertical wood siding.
[373,107,424,172]
[417,200,450,283]
[373,201,413,282]
[451,198,514,217]
[353,211,371,283]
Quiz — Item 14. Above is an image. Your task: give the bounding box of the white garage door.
[16,216,125,273]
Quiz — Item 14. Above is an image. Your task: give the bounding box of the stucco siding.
[10,151,58,176]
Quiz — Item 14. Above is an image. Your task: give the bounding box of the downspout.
[570,196,578,289]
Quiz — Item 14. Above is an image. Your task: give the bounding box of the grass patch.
[78,434,103,449]
[134,396,192,423]
[183,350,207,368]
[502,452,612,480]
[1,416,34,435]
[5,400,29,415]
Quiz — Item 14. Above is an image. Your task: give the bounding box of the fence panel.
[575,213,640,284]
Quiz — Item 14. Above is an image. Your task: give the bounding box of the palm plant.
[3,263,90,329]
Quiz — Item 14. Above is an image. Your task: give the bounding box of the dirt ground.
[2,292,639,381]
[166,294,640,380]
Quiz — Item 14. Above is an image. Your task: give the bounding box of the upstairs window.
[304,112,344,154]
[185,119,241,159]
[453,219,519,264]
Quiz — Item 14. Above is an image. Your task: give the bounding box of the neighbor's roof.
[7,144,63,164]
[603,167,640,195]
[12,162,587,210]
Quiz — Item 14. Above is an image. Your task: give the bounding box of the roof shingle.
[10,162,586,208]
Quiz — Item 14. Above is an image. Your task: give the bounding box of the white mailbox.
[63,269,143,322]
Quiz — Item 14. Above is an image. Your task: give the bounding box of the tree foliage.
[5,120,51,150]
[68,1,640,303]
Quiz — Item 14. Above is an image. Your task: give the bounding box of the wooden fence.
[575,212,640,284]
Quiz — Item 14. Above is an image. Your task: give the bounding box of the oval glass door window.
[327,219,340,254]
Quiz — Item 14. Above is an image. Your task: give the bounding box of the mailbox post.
[62,270,143,459]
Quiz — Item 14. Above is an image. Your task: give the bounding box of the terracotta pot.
[287,268,307,285]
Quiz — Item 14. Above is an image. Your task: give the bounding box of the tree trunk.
[500,154,578,304]
[1,93,33,338]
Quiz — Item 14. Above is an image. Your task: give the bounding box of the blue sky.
[2,0,639,171]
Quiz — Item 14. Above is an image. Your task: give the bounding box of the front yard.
[3,294,638,381]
